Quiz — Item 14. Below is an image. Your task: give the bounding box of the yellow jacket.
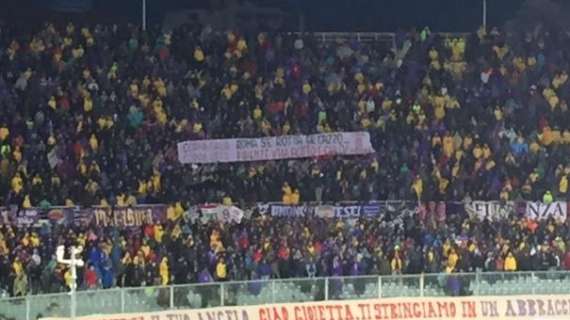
[390,256,403,272]
[411,178,423,199]
[159,259,169,285]
[64,269,73,288]
[504,254,517,271]
[560,175,568,194]
[11,175,23,194]
[448,251,459,269]
[290,190,300,204]
[12,260,23,275]
[216,261,227,279]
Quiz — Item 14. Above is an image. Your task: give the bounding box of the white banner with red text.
[42,294,570,320]
[177,132,375,164]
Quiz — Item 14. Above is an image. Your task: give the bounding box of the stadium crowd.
[0,22,568,208]
[1,206,570,298]
[0,20,569,298]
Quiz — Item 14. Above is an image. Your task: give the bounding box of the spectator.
[12,270,27,297]
[543,190,554,204]
[84,265,99,289]
[159,257,170,285]
[446,274,461,296]
[563,250,570,271]
[504,252,517,272]
[215,257,227,281]
[131,256,146,287]
[305,258,317,278]
[391,248,404,274]
[198,267,213,284]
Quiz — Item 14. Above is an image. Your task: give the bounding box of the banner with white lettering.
[465,201,515,221]
[270,205,314,217]
[177,132,375,164]
[79,205,168,228]
[317,205,360,218]
[41,294,570,320]
[315,204,382,218]
[526,202,568,221]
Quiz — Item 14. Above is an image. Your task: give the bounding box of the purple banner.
[0,205,167,228]
[83,205,168,227]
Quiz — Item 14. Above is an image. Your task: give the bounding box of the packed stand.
[1,208,570,299]
[0,24,567,209]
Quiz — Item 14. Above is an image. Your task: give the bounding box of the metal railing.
[2,271,570,319]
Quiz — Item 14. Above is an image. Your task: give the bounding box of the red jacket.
[278,246,290,260]
[85,268,98,288]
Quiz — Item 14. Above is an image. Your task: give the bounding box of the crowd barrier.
[4,271,570,319]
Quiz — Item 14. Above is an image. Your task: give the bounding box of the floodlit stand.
[56,245,84,320]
